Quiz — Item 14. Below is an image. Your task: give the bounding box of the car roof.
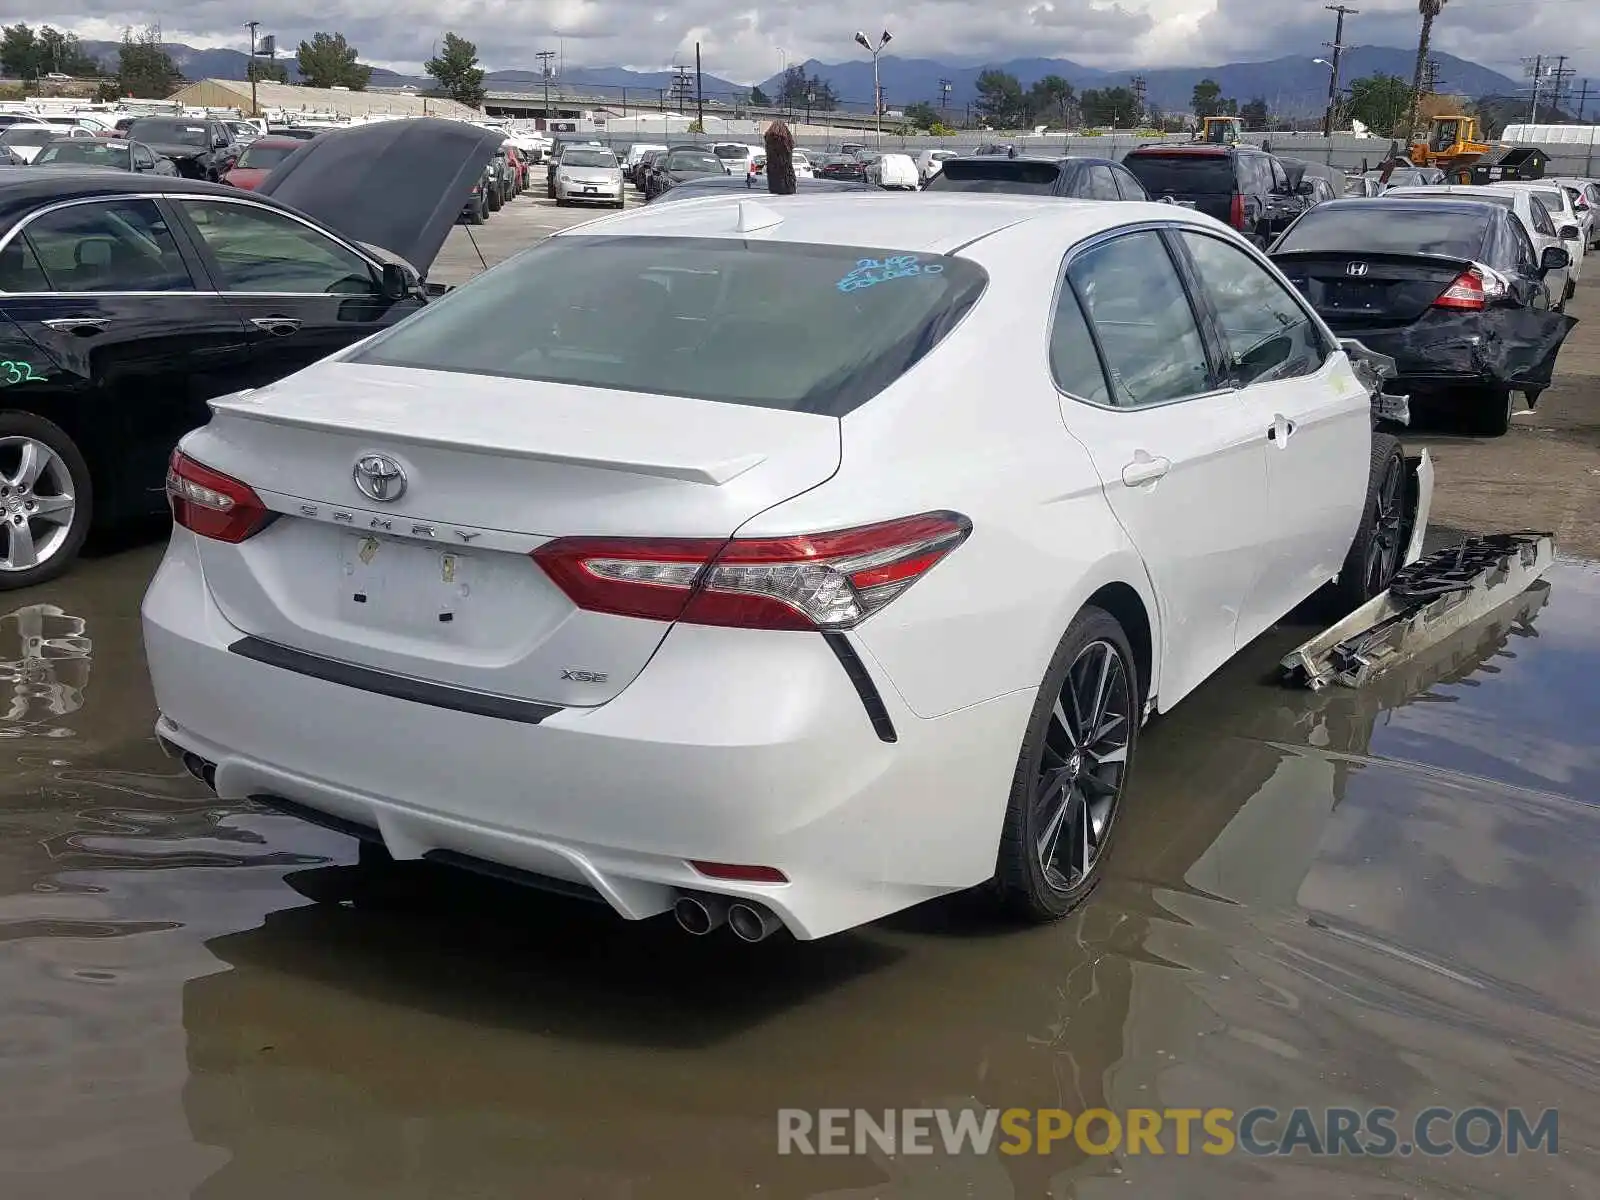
[0,169,283,227]
[1126,144,1256,157]
[553,191,1238,255]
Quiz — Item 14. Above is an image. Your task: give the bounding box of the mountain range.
[77,40,1523,117]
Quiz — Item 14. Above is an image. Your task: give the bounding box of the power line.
[1323,4,1357,138]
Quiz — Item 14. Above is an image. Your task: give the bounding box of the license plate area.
[583,185,597,193]
[1324,281,1387,310]
[340,534,476,634]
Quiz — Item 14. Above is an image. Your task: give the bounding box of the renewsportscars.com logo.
[777,1107,1559,1158]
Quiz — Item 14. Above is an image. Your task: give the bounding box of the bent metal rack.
[1281,532,1556,690]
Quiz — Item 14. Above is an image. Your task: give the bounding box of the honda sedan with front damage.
[143,194,1432,944]
[1271,197,1575,436]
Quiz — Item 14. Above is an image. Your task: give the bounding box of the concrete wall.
[588,119,1600,178]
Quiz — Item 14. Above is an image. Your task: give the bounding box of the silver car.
[554,146,624,208]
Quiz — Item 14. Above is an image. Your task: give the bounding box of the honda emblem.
[1346,262,1369,277]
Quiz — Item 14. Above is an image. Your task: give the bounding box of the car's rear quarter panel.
[739,224,1158,721]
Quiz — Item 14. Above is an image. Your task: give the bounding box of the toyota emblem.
[353,453,407,502]
[1346,262,1369,276]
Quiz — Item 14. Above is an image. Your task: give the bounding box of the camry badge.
[353,453,406,502]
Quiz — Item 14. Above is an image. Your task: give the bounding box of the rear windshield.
[35,140,127,165]
[667,152,721,173]
[924,160,1062,194]
[1275,205,1490,259]
[1,127,55,147]
[1528,189,1565,212]
[713,145,748,159]
[352,236,988,416]
[1122,153,1235,195]
[235,142,295,169]
[563,149,616,168]
[126,119,209,146]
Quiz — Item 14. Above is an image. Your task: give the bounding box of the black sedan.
[815,154,868,183]
[650,174,874,202]
[0,118,502,587]
[922,155,1148,200]
[1270,198,1575,436]
[32,136,178,175]
[121,116,244,181]
[643,147,726,201]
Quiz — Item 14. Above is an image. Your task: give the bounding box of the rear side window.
[926,160,1062,194]
[1048,283,1110,405]
[1084,166,1120,201]
[18,199,192,293]
[1112,168,1148,200]
[1527,197,1557,237]
[1274,205,1490,259]
[1066,231,1211,407]
[1122,153,1236,196]
[353,236,989,417]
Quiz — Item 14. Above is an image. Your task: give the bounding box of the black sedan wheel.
[0,413,92,590]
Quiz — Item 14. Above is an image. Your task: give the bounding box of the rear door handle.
[251,317,302,336]
[1267,414,1296,445]
[1121,453,1171,487]
[41,317,109,336]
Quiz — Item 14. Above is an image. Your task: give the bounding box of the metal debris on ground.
[1280,533,1555,690]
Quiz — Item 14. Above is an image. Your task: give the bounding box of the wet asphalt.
[1,192,1598,1199]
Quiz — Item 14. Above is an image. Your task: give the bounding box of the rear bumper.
[142,532,1029,940]
[1330,306,1575,395]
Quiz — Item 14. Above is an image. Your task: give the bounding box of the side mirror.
[1540,245,1570,274]
[1295,180,1315,196]
[1557,224,1580,241]
[380,262,416,300]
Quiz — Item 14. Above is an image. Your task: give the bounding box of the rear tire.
[1331,431,1406,611]
[1467,384,1514,437]
[0,411,92,591]
[993,606,1138,922]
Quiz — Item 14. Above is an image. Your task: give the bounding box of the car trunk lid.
[183,361,841,707]
[1272,251,1473,327]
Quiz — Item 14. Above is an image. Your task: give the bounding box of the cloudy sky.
[32,0,1600,83]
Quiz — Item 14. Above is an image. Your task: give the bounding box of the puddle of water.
[1,549,1598,1199]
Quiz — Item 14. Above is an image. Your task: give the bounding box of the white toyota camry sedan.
[143,192,1427,942]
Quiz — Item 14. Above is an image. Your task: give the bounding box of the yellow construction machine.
[1408,115,1490,180]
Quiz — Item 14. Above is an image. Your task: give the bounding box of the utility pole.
[938,77,952,121]
[1576,78,1593,122]
[535,49,556,125]
[1323,4,1357,139]
[1421,59,1442,94]
[1130,75,1147,124]
[1548,55,1575,116]
[1525,55,1545,123]
[695,42,704,128]
[245,20,259,116]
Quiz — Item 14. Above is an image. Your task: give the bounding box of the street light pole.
[246,20,259,117]
[854,29,892,146]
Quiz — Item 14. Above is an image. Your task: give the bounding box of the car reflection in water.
[172,579,1598,1199]
[0,603,92,737]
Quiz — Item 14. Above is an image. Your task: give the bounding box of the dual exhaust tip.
[673,892,783,943]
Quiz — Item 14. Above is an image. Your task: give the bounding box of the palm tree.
[1406,0,1448,136]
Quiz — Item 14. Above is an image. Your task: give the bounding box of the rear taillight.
[533,511,972,631]
[1229,193,1247,230]
[1434,262,1506,311]
[165,450,273,543]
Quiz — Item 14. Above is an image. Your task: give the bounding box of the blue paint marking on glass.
[836,255,945,293]
[0,361,46,386]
